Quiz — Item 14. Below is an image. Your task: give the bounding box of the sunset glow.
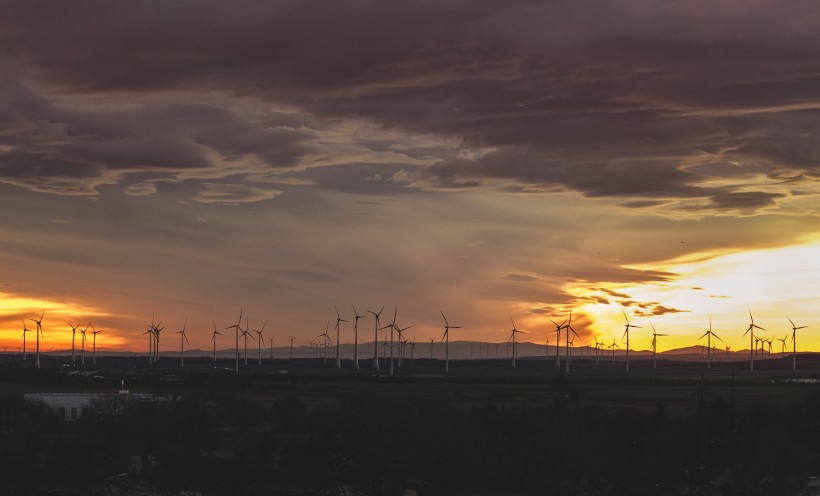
[1,1,819,356]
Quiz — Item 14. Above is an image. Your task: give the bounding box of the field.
[3,354,820,495]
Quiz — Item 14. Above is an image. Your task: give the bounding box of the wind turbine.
[211,322,222,362]
[777,334,788,358]
[409,338,416,366]
[440,311,462,373]
[225,309,243,373]
[429,337,435,359]
[509,316,524,369]
[382,308,398,376]
[319,322,333,364]
[699,316,722,369]
[254,322,266,366]
[622,311,641,372]
[333,307,347,370]
[241,316,255,365]
[80,325,88,365]
[788,317,807,371]
[289,336,295,361]
[269,336,274,360]
[351,305,366,371]
[67,322,81,363]
[564,311,579,374]
[143,321,154,364]
[649,322,667,369]
[609,339,620,364]
[395,323,412,369]
[21,320,31,361]
[550,318,565,369]
[90,323,102,365]
[177,319,189,367]
[31,312,44,368]
[368,306,384,372]
[743,311,765,371]
[153,321,164,364]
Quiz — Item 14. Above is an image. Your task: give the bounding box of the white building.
[23,392,104,421]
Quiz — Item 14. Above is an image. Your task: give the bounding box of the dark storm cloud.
[1,0,819,207]
[284,163,420,195]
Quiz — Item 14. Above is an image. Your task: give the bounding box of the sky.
[1,0,819,355]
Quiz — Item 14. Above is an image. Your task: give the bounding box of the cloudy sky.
[1,0,818,354]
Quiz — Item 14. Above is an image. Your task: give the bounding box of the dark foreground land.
[4,355,820,495]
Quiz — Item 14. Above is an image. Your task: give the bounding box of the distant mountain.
[37,340,797,362]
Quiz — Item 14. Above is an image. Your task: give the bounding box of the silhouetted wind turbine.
[90,323,102,365]
[622,311,641,372]
[269,336,274,360]
[80,325,88,365]
[395,323,412,369]
[699,316,722,369]
[429,337,435,359]
[143,322,154,364]
[383,308,398,376]
[368,306,384,372]
[440,311,462,373]
[289,336,295,361]
[153,320,165,364]
[509,316,524,369]
[743,311,765,371]
[177,319,189,367]
[225,309,243,373]
[241,316,255,365]
[21,320,31,361]
[254,322,266,366]
[649,322,667,369]
[550,318,565,369]
[788,317,807,371]
[211,322,222,362]
[351,305,366,371]
[333,307,347,370]
[31,312,44,368]
[777,334,788,358]
[319,322,332,364]
[564,311,579,374]
[409,338,416,366]
[67,322,81,363]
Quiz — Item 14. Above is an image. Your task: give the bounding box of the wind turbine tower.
[351,305,366,371]
[31,312,44,368]
[699,316,722,369]
[254,322,266,366]
[225,309,243,373]
[333,307,347,370]
[80,325,88,365]
[440,311,462,373]
[90,323,102,365]
[788,317,807,371]
[743,311,765,371]
[211,322,222,362]
[509,316,523,369]
[622,311,641,372]
[177,320,189,367]
[550,318,565,369]
[649,322,667,369]
[68,322,80,363]
[368,306,384,371]
[21,320,31,361]
[564,311,579,374]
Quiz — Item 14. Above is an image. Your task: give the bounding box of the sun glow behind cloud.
[0,293,126,352]
[575,239,820,352]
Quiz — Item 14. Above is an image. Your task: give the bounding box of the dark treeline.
[2,373,820,495]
